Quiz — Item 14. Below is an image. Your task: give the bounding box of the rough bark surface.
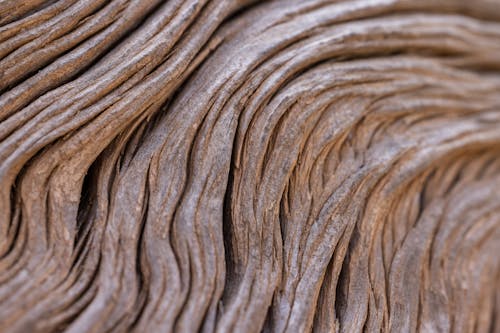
[1,0,500,332]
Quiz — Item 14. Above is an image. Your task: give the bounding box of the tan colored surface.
[0,1,499,332]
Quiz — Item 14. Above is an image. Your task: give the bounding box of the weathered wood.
[0,0,499,332]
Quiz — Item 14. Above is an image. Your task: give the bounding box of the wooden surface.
[0,0,499,332]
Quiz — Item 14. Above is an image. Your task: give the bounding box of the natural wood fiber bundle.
[0,0,499,332]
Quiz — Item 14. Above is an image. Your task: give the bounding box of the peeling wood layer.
[0,0,499,332]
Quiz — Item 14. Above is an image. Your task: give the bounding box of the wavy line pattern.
[1,0,499,332]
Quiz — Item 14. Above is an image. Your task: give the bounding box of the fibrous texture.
[1,0,500,332]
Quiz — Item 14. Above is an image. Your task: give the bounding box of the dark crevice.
[362,305,370,332]
[50,258,101,332]
[261,294,276,333]
[129,165,151,329]
[259,102,291,185]
[2,187,22,259]
[416,168,436,222]
[220,0,263,27]
[335,224,362,326]
[75,159,99,247]
[221,143,237,305]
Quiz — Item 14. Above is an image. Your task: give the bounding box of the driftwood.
[1,0,500,332]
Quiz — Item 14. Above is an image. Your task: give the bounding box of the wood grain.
[0,0,499,332]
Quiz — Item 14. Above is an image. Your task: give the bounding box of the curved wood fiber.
[0,0,499,332]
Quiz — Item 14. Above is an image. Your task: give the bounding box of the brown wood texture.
[1,0,500,332]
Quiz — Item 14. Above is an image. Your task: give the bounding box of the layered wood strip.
[0,0,499,332]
